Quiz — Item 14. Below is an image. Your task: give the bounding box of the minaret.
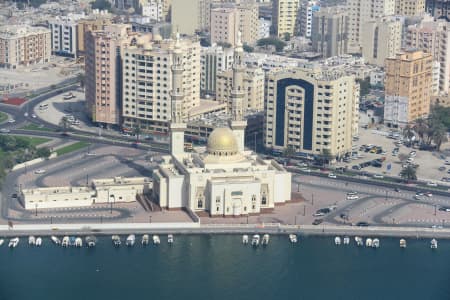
[230,31,247,152]
[170,32,186,157]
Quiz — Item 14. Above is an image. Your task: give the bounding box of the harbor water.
[1,234,450,300]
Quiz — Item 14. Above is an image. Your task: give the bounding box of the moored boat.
[242,235,249,244]
[75,237,83,247]
[431,239,438,249]
[372,238,380,248]
[400,239,407,248]
[112,235,121,246]
[142,234,149,245]
[51,236,61,245]
[262,234,270,246]
[289,234,297,243]
[343,236,350,245]
[153,235,160,245]
[86,236,96,247]
[126,234,136,247]
[0,239,4,247]
[35,237,42,247]
[335,236,341,245]
[365,238,373,247]
[251,234,260,247]
[28,236,36,246]
[355,236,363,246]
[168,234,174,244]
[62,236,70,247]
[8,237,19,248]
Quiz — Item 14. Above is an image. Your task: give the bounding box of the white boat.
[251,234,260,247]
[153,235,160,245]
[355,236,363,246]
[431,239,438,249]
[35,237,42,247]
[126,234,136,247]
[51,236,61,245]
[168,234,174,244]
[0,239,4,246]
[400,239,407,248]
[28,236,36,246]
[142,234,149,245]
[112,235,121,246]
[262,234,270,246]
[289,234,297,243]
[86,236,96,247]
[242,235,249,244]
[62,236,70,247]
[365,238,373,247]
[75,237,83,247]
[8,237,19,248]
[335,236,341,245]
[372,238,380,248]
[343,236,350,245]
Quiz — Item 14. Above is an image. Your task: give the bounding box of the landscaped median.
[0,111,8,123]
[55,141,90,156]
[20,123,55,132]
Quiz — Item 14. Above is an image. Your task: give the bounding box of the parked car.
[373,174,384,179]
[328,173,337,179]
[439,166,446,172]
[347,195,359,200]
[312,219,323,225]
[355,221,369,227]
[427,182,438,187]
[352,165,361,170]
[34,169,46,174]
[313,212,325,217]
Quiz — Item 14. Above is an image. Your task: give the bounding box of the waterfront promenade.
[2,222,450,239]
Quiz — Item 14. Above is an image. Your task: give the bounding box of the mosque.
[152,33,292,217]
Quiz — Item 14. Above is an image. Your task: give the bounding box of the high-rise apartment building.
[85,24,141,127]
[121,36,201,134]
[141,0,164,21]
[210,2,258,47]
[49,13,85,58]
[384,50,433,127]
[201,45,234,96]
[347,0,396,53]
[76,10,113,57]
[395,0,425,16]
[216,67,265,111]
[406,15,450,93]
[296,0,320,38]
[425,0,450,19]
[0,25,51,69]
[264,67,359,158]
[272,0,300,38]
[361,16,402,67]
[311,7,348,59]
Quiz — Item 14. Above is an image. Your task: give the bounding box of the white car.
[24,112,28,117]
[328,173,337,179]
[299,167,311,173]
[0,128,10,133]
[8,119,15,123]
[427,182,438,187]
[347,195,359,200]
[373,174,384,179]
[34,169,46,174]
[31,114,37,118]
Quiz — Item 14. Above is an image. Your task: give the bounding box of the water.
[1,235,450,300]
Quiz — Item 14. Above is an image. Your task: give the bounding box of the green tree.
[283,32,291,41]
[283,145,296,158]
[36,147,51,159]
[243,44,254,52]
[217,42,232,48]
[133,124,141,142]
[413,118,428,144]
[402,124,415,142]
[356,77,371,97]
[59,116,71,133]
[431,124,448,151]
[90,0,112,11]
[320,148,333,167]
[257,38,286,52]
[400,165,417,181]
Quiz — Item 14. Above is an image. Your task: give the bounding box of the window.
[197,199,203,208]
[261,195,267,205]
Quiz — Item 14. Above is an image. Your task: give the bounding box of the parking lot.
[335,125,450,183]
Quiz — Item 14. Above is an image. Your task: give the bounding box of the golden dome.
[207,127,238,156]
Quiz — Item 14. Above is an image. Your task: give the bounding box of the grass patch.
[21,123,55,132]
[0,111,7,123]
[11,136,51,147]
[56,141,90,156]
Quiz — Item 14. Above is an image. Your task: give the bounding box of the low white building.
[21,177,151,209]
[258,18,271,39]
[153,128,292,216]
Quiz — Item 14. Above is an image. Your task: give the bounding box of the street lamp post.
[294,215,297,225]
[35,203,38,217]
[311,193,314,206]
[246,214,249,224]
[385,190,388,201]
[149,215,152,223]
[303,205,306,216]
[297,183,300,192]
[434,205,437,216]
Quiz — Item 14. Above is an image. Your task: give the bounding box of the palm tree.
[413,118,428,144]
[59,116,71,134]
[320,148,333,167]
[402,124,415,142]
[133,124,141,142]
[400,165,417,181]
[431,125,448,151]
